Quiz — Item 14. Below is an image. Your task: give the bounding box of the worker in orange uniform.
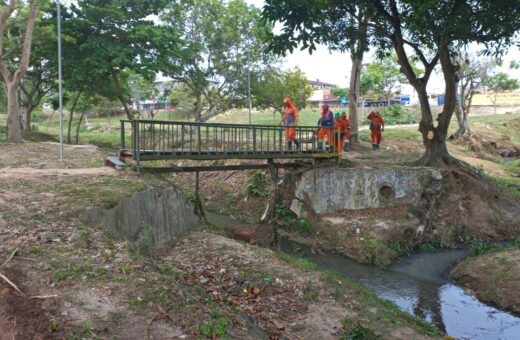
[333,112,350,152]
[367,111,385,150]
[280,98,300,150]
[340,112,350,151]
[317,104,334,150]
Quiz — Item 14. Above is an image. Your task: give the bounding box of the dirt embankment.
[429,169,520,244]
[451,249,520,315]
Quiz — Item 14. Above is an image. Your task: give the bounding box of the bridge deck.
[120,119,339,172]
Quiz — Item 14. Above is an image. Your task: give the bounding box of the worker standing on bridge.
[280,97,300,150]
[317,104,334,150]
[367,111,385,150]
[340,111,350,151]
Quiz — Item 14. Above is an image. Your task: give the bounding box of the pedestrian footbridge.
[118,119,339,173]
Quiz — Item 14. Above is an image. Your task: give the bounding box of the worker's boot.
[343,140,349,152]
[318,142,323,150]
[372,144,377,150]
[294,139,300,150]
[287,141,293,150]
[376,144,380,149]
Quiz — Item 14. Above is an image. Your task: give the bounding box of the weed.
[200,307,230,339]
[470,241,501,256]
[341,322,380,340]
[418,242,438,253]
[158,263,173,275]
[77,229,92,247]
[245,171,267,197]
[303,280,319,301]
[274,203,295,223]
[29,246,40,254]
[298,218,312,234]
[511,238,520,249]
[140,224,157,258]
[107,311,124,322]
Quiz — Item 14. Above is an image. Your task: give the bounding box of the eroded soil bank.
[278,165,520,268]
[451,248,520,315]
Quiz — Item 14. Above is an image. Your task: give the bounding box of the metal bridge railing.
[120,119,339,170]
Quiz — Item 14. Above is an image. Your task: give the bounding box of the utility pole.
[57,0,64,161]
[248,68,252,125]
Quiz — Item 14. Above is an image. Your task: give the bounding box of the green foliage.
[379,104,420,125]
[470,241,502,256]
[252,67,313,115]
[341,323,380,340]
[483,72,520,91]
[303,280,319,301]
[162,0,275,121]
[245,171,267,197]
[332,87,350,98]
[274,203,295,223]
[200,307,229,339]
[360,55,407,98]
[140,224,157,258]
[298,218,312,234]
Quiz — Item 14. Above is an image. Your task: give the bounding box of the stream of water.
[206,213,520,339]
[281,239,520,340]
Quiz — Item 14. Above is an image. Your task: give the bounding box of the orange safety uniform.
[333,114,350,151]
[367,112,385,149]
[317,104,334,149]
[281,102,298,140]
[280,98,300,150]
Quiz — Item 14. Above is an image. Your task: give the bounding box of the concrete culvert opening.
[379,185,394,199]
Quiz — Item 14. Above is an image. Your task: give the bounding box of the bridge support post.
[261,159,278,224]
[194,171,206,223]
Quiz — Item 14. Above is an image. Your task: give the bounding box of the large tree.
[162,0,276,122]
[368,0,520,165]
[266,0,520,166]
[263,0,372,143]
[0,0,37,143]
[64,0,174,120]
[451,52,495,138]
[252,67,313,115]
[19,1,58,131]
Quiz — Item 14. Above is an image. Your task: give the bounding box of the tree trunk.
[6,82,21,142]
[111,73,133,120]
[194,93,202,122]
[418,43,456,167]
[24,103,39,132]
[1,2,38,143]
[349,55,362,143]
[75,110,85,144]
[67,91,81,144]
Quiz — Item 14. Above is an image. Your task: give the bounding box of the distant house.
[307,79,342,108]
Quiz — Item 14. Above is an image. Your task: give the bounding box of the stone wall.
[291,167,442,215]
[80,187,199,248]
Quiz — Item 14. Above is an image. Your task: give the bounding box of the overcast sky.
[247,0,520,92]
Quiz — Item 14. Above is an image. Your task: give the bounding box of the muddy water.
[206,212,520,339]
[281,239,520,340]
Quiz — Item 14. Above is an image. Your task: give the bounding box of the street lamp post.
[57,0,64,161]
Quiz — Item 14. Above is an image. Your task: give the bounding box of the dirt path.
[0,166,117,179]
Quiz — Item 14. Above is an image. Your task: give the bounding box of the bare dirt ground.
[451,249,520,315]
[0,141,439,338]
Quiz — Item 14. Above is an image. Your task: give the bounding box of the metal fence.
[120,119,339,169]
